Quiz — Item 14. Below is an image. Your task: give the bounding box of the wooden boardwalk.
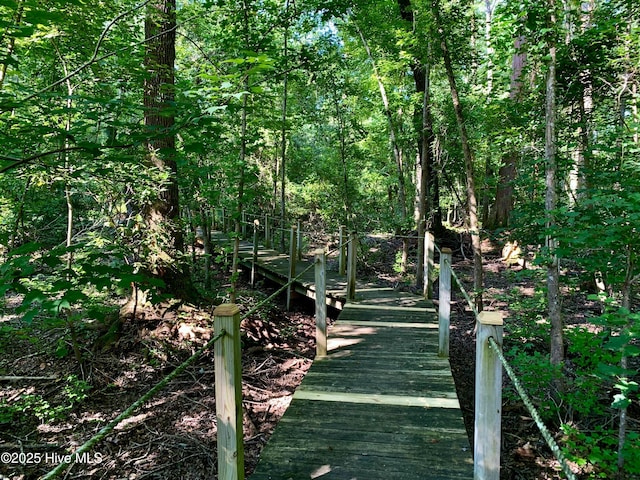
[214,234,474,479]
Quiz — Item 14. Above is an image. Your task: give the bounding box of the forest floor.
[1,233,638,479]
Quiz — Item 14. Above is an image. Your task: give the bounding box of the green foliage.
[562,425,640,479]
[0,374,90,424]
[504,291,640,475]
[504,348,561,421]
[2,243,163,320]
[0,241,164,364]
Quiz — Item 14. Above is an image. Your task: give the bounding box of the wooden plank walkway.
[213,233,473,479]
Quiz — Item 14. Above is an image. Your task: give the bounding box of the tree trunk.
[200,206,212,291]
[488,36,526,228]
[279,0,289,253]
[568,3,595,207]
[544,2,564,394]
[356,23,408,225]
[143,0,188,297]
[356,22,409,272]
[230,83,248,304]
[0,2,23,90]
[617,248,634,476]
[396,0,443,238]
[431,0,483,311]
[231,0,252,302]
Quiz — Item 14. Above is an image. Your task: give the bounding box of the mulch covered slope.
[1,288,317,480]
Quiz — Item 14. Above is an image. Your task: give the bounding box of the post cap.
[213,303,240,317]
[314,248,325,255]
[441,247,453,254]
[478,311,504,326]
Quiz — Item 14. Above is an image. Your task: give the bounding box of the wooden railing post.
[424,231,435,299]
[314,249,327,357]
[438,247,452,357]
[287,225,297,310]
[251,220,259,287]
[474,311,504,480]
[213,304,244,480]
[264,215,271,249]
[339,225,346,276]
[297,220,303,260]
[346,231,357,301]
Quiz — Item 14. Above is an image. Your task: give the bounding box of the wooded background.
[0,0,638,477]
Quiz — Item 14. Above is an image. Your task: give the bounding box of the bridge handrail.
[488,336,577,480]
[437,240,577,480]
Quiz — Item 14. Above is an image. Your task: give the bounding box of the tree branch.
[0,144,135,174]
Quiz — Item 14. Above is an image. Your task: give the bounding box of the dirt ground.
[1,235,638,479]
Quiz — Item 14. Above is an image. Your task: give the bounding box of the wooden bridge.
[219,233,474,479]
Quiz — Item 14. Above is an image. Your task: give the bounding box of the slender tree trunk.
[356,24,408,223]
[431,0,483,311]
[396,0,443,237]
[481,0,495,226]
[544,2,564,395]
[415,66,429,288]
[617,248,633,477]
[0,2,23,90]
[484,0,496,95]
[616,11,637,468]
[356,23,409,273]
[488,36,526,228]
[231,0,252,302]
[53,40,75,270]
[568,2,594,207]
[200,206,212,291]
[279,0,289,253]
[327,75,353,226]
[230,88,248,303]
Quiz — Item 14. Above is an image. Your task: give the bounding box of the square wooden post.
[287,225,297,310]
[424,231,435,299]
[438,248,452,357]
[251,220,259,287]
[264,215,271,249]
[339,225,346,276]
[213,304,244,480]
[474,311,504,480]
[346,231,357,301]
[315,249,327,357]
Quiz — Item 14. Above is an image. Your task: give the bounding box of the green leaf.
[8,242,41,257]
[21,309,39,324]
[20,289,47,308]
[62,290,88,304]
[612,393,631,409]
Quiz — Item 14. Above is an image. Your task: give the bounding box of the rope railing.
[437,242,577,480]
[40,249,332,480]
[488,336,578,480]
[40,329,227,480]
[212,213,579,479]
[446,257,479,318]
